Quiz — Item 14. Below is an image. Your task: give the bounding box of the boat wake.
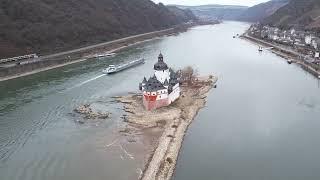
[64,74,106,91]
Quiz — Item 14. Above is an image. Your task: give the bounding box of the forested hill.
[262,0,320,30]
[237,0,289,22]
[175,5,248,20]
[0,0,197,58]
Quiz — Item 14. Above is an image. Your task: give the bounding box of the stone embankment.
[116,75,218,180]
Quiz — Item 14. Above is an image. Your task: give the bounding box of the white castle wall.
[156,89,168,100]
[154,70,170,84]
[168,83,180,104]
[144,91,157,96]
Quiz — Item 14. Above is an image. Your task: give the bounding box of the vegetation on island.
[179,66,199,85]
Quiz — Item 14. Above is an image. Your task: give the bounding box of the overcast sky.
[151,0,270,6]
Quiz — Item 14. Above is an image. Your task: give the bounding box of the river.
[173,22,320,180]
[1,22,320,180]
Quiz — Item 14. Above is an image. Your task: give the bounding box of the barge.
[103,58,145,74]
[94,53,116,58]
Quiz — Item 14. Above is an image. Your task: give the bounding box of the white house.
[305,35,313,45]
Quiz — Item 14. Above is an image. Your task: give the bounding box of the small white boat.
[258,47,263,52]
[94,53,116,58]
[265,47,274,50]
[287,59,293,64]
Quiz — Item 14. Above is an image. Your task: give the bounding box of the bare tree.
[180,66,198,85]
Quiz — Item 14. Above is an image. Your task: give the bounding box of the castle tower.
[142,76,169,110]
[154,53,170,84]
[139,52,180,111]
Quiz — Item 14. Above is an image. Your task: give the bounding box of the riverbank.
[116,75,218,180]
[0,23,200,82]
[242,34,320,78]
[0,38,152,82]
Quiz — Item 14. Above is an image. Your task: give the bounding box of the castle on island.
[139,53,180,111]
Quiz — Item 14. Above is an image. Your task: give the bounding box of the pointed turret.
[142,77,147,83]
[158,52,163,62]
[164,79,169,87]
[154,53,168,71]
[141,77,147,91]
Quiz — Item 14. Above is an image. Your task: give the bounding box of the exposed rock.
[74,104,110,119]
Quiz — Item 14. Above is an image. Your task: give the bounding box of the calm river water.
[1,22,320,180]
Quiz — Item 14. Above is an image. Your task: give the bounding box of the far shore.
[0,23,198,82]
[0,38,158,82]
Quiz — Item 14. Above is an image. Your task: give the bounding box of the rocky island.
[115,54,218,180]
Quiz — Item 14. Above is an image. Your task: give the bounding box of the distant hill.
[167,6,197,22]
[174,4,248,20]
[238,0,289,22]
[262,0,320,30]
[0,0,197,58]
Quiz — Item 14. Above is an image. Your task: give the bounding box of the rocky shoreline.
[116,75,218,180]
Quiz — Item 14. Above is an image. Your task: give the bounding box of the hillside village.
[248,24,320,63]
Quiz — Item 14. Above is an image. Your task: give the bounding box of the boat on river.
[94,53,116,58]
[102,58,145,74]
[287,59,293,64]
[258,47,263,52]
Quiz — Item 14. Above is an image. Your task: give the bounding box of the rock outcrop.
[75,104,110,119]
